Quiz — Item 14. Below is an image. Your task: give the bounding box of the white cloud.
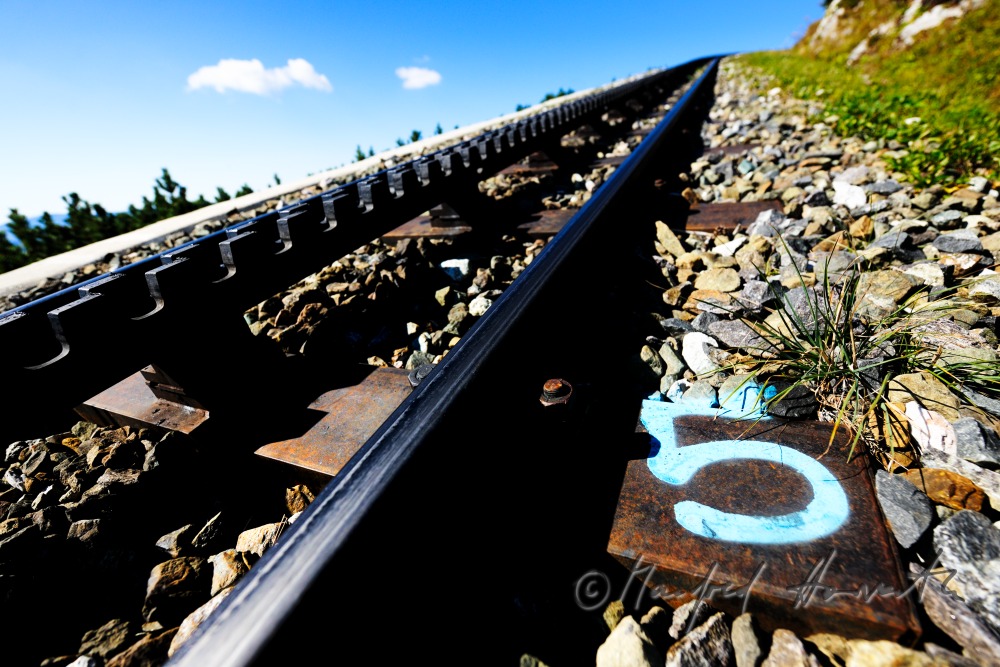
[187,58,332,95]
[395,66,442,90]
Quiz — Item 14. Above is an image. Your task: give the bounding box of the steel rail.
[169,56,719,667]
[0,65,679,442]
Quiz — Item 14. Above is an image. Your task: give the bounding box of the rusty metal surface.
[703,143,759,160]
[609,414,920,642]
[516,209,577,237]
[682,200,783,232]
[254,367,413,477]
[76,366,209,434]
[382,214,473,239]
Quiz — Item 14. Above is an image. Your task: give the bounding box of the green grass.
[725,247,1000,469]
[740,0,1000,187]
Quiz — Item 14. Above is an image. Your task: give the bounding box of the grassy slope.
[741,0,1000,186]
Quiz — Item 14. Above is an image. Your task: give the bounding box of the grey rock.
[666,378,692,403]
[731,613,762,667]
[875,470,933,548]
[932,210,964,227]
[678,380,718,409]
[812,251,857,285]
[952,418,1000,466]
[867,180,903,195]
[658,317,695,337]
[968,276,1000,303]
[405,350,435,370]
[738,280,775,310]
[767,383,818,419]
[691,312,721,334]
[934,232,983,254]
[933,510,1000,634]
[665,612,734,667]
[79,618,133,659]
[596,617,662,667]
[747,209,786,237]
[658,342,687,377]
[910,563,1000,667]
[708,320,767,351]
[669,599,711,639]
[836,166,869,185]
[803,190,830,207]
[870,228,910,251]
[156,524,195,558]
[782,286,831,333]
[960,386,1000,419]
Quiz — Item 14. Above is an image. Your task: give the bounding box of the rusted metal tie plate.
[683,200,782,232]
[76,365,209,434]
[608,388,920,642]
[255,367,413,477]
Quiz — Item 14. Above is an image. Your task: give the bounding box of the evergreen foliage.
[1,168,252,273]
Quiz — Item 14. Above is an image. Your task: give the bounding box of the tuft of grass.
[724,247,1000,469]
[739,0,1000,187]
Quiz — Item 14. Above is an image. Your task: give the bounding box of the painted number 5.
[641,385,850,545]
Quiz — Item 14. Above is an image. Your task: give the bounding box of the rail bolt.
[539,378,573,407]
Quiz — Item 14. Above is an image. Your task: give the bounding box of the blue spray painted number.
[641,383,849,545]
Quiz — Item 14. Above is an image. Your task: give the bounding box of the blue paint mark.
[641,381,849,545]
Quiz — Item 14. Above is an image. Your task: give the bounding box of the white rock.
[468,295,493,317]
[905,403,957,456]
[439,258,470,280]
[681,332,721,376]
[596,617,662,667]
[713,236,747,257]
[832,181,867,209]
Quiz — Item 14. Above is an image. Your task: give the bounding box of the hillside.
[742,0,999,186]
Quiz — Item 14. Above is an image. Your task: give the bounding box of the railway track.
[6,51,976,666]
[2,57,721,666]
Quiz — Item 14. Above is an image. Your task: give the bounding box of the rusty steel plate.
[76,367,209,434]
[382,215,473,239]
[702,143,760,160]
[683,200,783,232]
[516,209,576,237]
[608,395,920,642]
[255,367,412,477]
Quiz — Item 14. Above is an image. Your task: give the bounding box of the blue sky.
[0,1,821,219]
